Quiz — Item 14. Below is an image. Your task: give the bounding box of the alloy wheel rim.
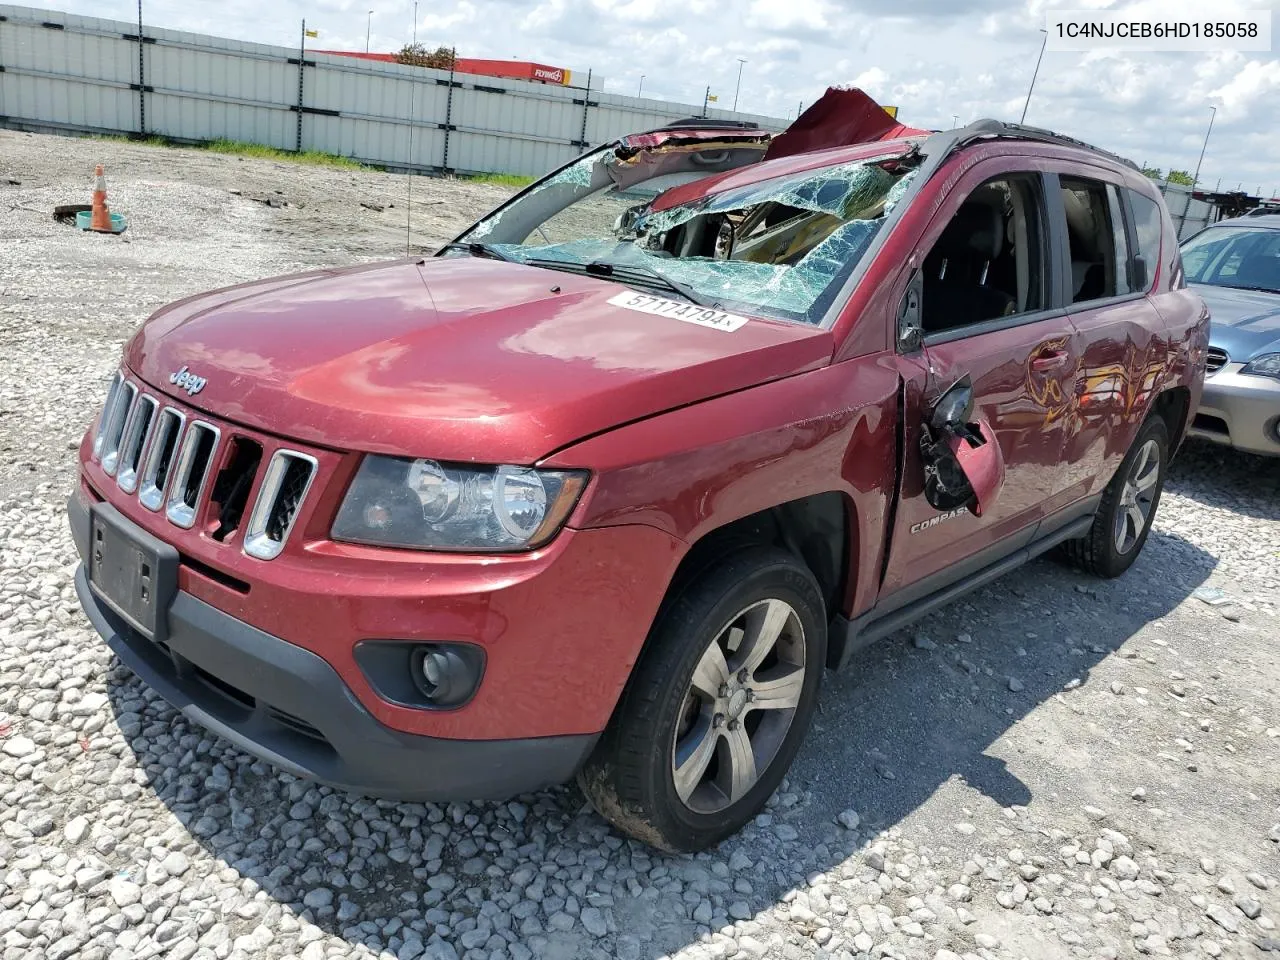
[670,598,806,815]
[1113,438,1161,555]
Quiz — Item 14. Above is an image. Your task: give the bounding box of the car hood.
[125,257,832,463]
[1192,282,1280,363]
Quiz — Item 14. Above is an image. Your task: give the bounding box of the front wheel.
[1061,416,1169,578]
[578,547,826,852]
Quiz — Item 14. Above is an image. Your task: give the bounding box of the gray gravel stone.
[2,736,36,758]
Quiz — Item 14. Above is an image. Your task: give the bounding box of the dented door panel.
[879,317,1079,599]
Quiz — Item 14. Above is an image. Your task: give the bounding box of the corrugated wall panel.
[0,3,789,177]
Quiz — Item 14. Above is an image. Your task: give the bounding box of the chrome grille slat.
[242,450,318,561]
[91,375,321,547]
[138,407,186,511]
[99,381,138,476]
[1206,347,1228,374]
[165,421,221,529]
[92,372,125,459]
[116,394,159,494]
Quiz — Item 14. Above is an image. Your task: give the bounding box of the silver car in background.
[1182,213,1280,457]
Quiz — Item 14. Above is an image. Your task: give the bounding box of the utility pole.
[1192,105,1217,189]
[733,58,747,112]
[637,75,644,97]
[296,19,307,152]
[137,0,146,136]
[1020,28,1048,124]
[366,10,373,53]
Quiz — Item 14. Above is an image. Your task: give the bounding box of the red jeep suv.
[70,91,1207,852]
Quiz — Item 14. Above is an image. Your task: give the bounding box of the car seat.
[923,203,1015,331]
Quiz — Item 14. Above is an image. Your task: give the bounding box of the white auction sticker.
[607,291,749,332]
[1047,10,1271,51]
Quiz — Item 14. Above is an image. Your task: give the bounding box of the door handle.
[1030,350,1069,372]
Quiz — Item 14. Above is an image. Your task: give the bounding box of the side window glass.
[1126,190,1163,288]
[1106,186,1131,294]
[1059,177,1120,303]
[921,177,1046,335]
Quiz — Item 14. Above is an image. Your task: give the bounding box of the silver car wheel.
[671,598,806,815]
[1113,438,1161,555]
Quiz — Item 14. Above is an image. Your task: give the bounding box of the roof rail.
[948,119,1139,171]
[661,117,764,131]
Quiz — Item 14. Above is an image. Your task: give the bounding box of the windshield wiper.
[521,257,723,308]
[583,261,722,309]
[1217,282,1280,294]
[443,241,514,262]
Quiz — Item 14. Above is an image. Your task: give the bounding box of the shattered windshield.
[455,148,918,325]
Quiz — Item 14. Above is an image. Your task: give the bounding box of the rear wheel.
[578,547,826,852]
[1061,416,1168,578]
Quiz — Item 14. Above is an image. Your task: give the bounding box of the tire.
[578,546,826,853]
[1061,416,1169,578]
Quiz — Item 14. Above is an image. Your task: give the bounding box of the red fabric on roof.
[764,87,930,161]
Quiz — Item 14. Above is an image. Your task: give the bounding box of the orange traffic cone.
[89,165,112,232]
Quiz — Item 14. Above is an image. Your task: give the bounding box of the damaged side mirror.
[919,376,1004,516]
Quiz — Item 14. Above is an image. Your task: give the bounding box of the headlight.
[332,456,587,551]
[1241,353,1280,379]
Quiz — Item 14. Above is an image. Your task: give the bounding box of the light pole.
[1020,28,1048,124]
[1192,105,1217,189]
[637,74,645,97]
[952,114,959,128]
[733,58,747,112]
[365,10,373,53]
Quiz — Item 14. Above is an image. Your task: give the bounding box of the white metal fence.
[0,4,786,177]
[1156,182,1217,240]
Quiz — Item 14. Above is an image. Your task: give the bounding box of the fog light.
[410,645,479,706]
[353,640,485,710]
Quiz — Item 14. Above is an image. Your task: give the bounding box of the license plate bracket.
[88,504,179,643]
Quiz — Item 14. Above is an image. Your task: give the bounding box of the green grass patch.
[87,133,366,169]
[466,172,536,188]
[204,139,366,169]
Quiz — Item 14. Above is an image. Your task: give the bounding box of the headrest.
[936,202,1002,261]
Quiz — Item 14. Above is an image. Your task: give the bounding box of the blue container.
[75,210,127,233]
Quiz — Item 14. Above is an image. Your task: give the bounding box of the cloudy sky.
[25,0,1280,192]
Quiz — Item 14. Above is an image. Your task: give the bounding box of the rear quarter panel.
[1149,195,1210,445]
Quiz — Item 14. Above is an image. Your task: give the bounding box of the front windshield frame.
[1180,224,1280,293]
[446,138,929,330]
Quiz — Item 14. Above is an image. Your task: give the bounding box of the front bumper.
[1188,364,1280,457]
[70,497,596,800]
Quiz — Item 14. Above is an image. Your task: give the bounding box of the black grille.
[266,459,312,541]
[265,706,327,742]
[210,439,263,541]
[1206,347,1228,374]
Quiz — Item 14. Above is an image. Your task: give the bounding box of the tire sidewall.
[1095,417,1169,576]
[639,551,826,851]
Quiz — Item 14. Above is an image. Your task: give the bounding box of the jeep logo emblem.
[169,365,207,396]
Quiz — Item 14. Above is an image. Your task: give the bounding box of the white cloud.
[745,0,831,33]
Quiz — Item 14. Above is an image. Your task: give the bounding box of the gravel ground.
[1,129,1278,960]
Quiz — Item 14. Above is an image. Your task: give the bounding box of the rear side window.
[1059,177,1124,303]
[1128,191,1163,286]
